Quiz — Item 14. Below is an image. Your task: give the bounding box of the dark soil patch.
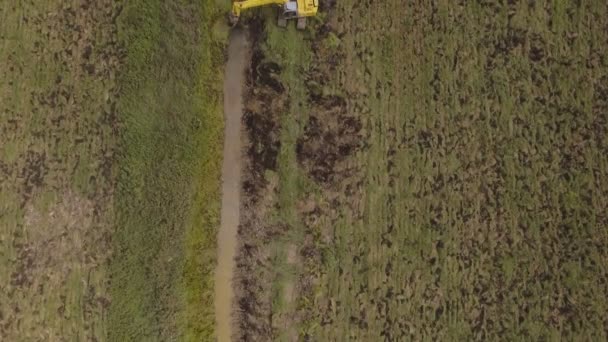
[296,109,362,185]
[239,17,289,202]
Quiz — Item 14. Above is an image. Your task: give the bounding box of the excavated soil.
[234,22,286,341]
[233,9,365,340]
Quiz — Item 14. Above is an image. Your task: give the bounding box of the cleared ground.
[236,1,608,340]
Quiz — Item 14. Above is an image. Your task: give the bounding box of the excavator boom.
[230,0,318,28]
[232,0,287,19]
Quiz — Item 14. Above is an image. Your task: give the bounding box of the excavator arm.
[230,0,288,25]
[296,0,318,17]
[229,0,318,28]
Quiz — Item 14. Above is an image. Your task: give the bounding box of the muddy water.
[215,29,248,342]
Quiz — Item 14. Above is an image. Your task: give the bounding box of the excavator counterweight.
[230,0,318,29]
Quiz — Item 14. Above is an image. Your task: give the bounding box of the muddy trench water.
[215,29,248,342]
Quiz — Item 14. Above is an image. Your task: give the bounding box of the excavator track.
[296,17,306,30]
[278,14,287,28]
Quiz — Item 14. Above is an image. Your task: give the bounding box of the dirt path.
[215,29,248,342]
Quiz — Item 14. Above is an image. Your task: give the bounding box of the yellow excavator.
[230,0,318,29]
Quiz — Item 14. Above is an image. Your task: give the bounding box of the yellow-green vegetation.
[238,1,608,340]
[109,0,225,341]
[234,11,323,340]
[0,1,121,340]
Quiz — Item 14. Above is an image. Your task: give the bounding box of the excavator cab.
[278,1,300,28]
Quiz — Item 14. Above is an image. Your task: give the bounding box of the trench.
[215,29,248,342]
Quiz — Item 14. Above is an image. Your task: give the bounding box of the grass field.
[237,1,608,340]
[0,1,121,340]
[1,1,225,340]
[109,0,225,340]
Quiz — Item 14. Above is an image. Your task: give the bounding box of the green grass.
[0,2,121,340]
[247,1,608,340]
[108,1,225,341]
